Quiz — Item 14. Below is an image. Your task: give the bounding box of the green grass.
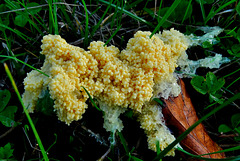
[4,63,49,161]
[0,0,240,160]
[150,0,181,37]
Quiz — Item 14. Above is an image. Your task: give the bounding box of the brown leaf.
[162,79,225,159]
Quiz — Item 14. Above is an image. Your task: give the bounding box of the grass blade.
[199,145,240,156]
[81,86,101,111]
[4,63,49,161]
[13,0,44,35]
[153,92,240,160]
[82,0,89,47]
[0,55,49,77]
[205,0,237,24]
[199,0,206,23]
[104,25,122,46]
[177,147,240,160]
[118,131,129,154]
[53,0,59,35]
[0,23,31,43]
[181,0,192,24]
[90,0,113,38]
[157,0,163,23]
[99,0,153,27]
[58,4,75,33]
[125,0,143,10]
[48,0,58,34]
[150,0,181,38]
[226,76,240,89]
[46,133,57,152]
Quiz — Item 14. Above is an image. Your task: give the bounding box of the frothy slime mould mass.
[22,28,190,156]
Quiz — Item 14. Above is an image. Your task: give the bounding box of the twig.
[219,144,240,148]
[81,125,108,146]
[97,148,111,161]
[0,126,16,139]
[22,127,42,153]
[219,133,239,138]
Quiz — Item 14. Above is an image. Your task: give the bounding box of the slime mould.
[22,28,189,156]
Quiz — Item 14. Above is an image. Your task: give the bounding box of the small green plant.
[12,2,42,27]
[0,89,18,127]
[191,72,225,104]
[218,113,240,141]
[118,131,143,161]
[0,143,14,160]
[227,44,240,57]
[3,0,44,35]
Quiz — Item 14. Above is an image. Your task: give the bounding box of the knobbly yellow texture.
[138,102,177,156]
[22,28,189,155]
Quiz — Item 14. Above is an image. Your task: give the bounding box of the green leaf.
[0,5,10,31]
[227,49,234,56]
[231,113,240,128]
[234,126,240,134]
[202,41,213,48]
[237,27,240,43]
[0,4,8,12]
[209,93,224,104]
[236,2,240,16]
[150,0,181,37]
[124,110,133,119]
[206,72,217,90]
[26,2,42,15]
[206,72,225,93]
[0,143,14,159]
[191,76,208,95]
[218,124,232,133]
[36,90,54,116]
[5,0,21,11]
[153,98,164,106]
[118,131,129,154]
[0,16,9,32]
[130,156,143,161]
[81,86,101,112]
[0,106,18,127]
[14,14,28,27]
[0,89,11,112]
[156,140,161,155]
[230,44,240,57]
[234,135,240,141]
[175,0,193,21]
[231,44,240,54]
[158,7,173,28]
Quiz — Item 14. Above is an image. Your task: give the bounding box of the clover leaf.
[0,143,14,159]
[0,89,18,127]
[0,89,11,112]
[218,113,240,141]
[191,72,225,103]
